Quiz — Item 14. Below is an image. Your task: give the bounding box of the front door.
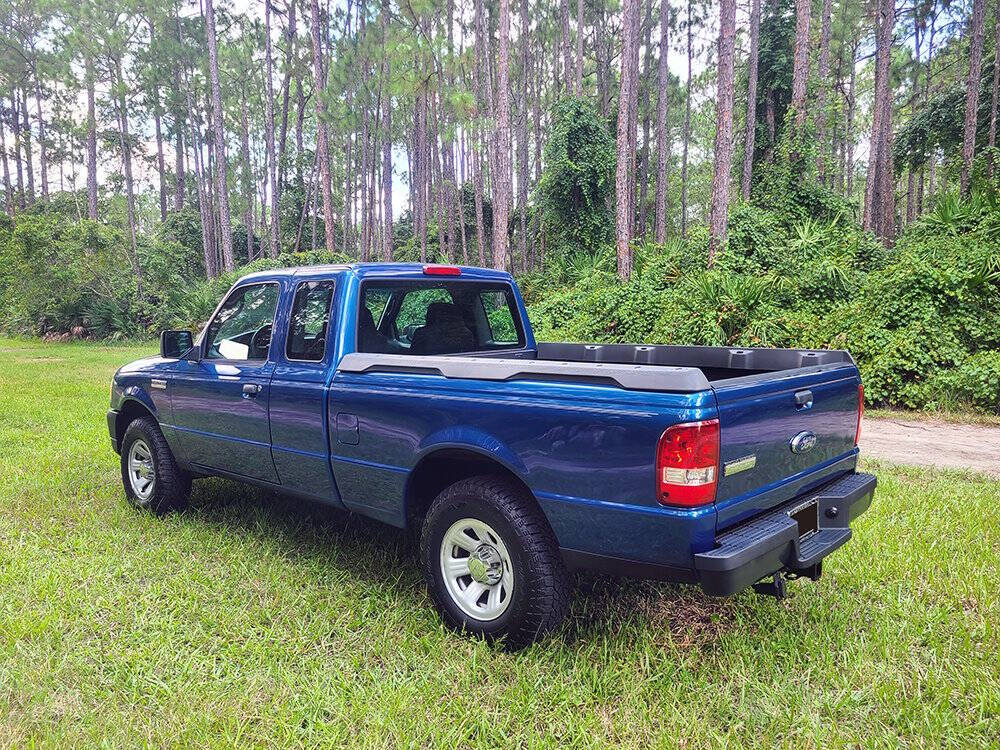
[168,281,281,483]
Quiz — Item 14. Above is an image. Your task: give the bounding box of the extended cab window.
[287,280,335,361]
[204,283,279,361]
[358,281,525,355]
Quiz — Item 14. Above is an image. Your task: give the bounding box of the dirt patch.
[860,417,1000,477]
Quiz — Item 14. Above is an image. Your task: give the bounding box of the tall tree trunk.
[342,0,355,256]
[654,0,671,242]
[31,62,48,200]
[517,0,531,268]
[845,39,857,196]
[708,0,736,263]
[381,0,393,261]
[265,0,279,257]
[113,56,142,292]
[295,76,306,188]
[473,136,487,266]
[741,0,760,200]
[680,0,692,237]
[575,0,584,93]
[205,0,236,271]
[310,0,337,253]
[636,0,653,239]
[241,95,255,261]
[560,0,571,92]
[864,0,896,241]
[153,100,168,221]
[11,93,25,210]
[596,4,610,115]
[178,16,217,278]
[413,84,428,262]
[431,91,446,262]
[987,2,1000,177]
[115,65,137,251]
[173,60,186,212]
[789,0,811,142]
[473,0,490,265]
[814,0,833,182]
[492,0,513,271]
[277,0,297,195]
[615,0,641,280]
[0,108,12,214]
[21,89,34,204]
[531,34,544,262]
[961,0,987,196]
[147,19,166,220]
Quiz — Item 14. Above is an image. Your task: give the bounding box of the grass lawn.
[1,337,998,748]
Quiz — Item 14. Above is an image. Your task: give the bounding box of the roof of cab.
[236,262,513,284]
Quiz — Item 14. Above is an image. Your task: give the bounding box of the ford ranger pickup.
[108,263,875,647]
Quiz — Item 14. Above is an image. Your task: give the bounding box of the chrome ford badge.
[789,431,818,454]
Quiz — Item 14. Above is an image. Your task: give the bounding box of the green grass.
[1,337,998,749]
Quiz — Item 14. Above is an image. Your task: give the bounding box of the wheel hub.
[467,544,503,585]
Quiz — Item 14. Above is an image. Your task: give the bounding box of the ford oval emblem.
[789,431,818,454]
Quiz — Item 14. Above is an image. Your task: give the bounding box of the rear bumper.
[107,409,120,453]
[695,472,876,596]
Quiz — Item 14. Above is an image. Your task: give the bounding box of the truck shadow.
[185,479,742,650]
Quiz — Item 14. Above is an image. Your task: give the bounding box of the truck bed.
[533,342,854,383]
[337,343,855,391]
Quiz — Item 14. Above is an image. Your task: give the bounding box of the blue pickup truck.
[108,263,875,646]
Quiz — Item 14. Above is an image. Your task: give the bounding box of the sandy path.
[860,417,1000,477]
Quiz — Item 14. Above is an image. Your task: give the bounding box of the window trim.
[285,279,337,363]
[356,279,527,355]
[202,281,281,364]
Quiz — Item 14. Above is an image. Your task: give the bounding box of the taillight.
[855,384,864,445]
[656,419,720,507]
[423,264,462,276]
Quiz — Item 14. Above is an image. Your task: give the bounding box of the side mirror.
[160,330,194,359]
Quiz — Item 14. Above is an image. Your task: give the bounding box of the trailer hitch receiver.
[752,572,788,599]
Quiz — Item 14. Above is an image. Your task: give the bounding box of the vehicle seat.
[409,302,476,355]
[358,306,404,354]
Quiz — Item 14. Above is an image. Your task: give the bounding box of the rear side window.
[286,280,335,361]
[357,281,525,355]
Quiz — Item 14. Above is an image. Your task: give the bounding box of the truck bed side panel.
[327,372,718,568]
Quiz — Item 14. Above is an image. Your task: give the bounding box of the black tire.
[120,417,191,515]
[420,475,571,649]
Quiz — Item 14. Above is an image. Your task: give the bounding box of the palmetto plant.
[682,271,785,346]
[917,193,985,237]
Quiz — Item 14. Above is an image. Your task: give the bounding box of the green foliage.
[525,192,1000,415]
[537,96,616,255]
[0,206,348,338]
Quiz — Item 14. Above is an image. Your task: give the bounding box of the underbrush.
[523,197,1000,413]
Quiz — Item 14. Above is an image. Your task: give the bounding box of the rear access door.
[711,363,862,531]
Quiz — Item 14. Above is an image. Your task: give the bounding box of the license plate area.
[788,499,818,539]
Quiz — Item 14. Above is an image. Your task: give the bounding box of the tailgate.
[711,364,861,531]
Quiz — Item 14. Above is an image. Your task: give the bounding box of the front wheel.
[120,417,190,515]
[419,475,571,649]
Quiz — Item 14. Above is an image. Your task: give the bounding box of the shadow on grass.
[183,477,742,650]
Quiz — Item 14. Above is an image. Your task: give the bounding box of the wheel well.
[405,449,538,527]
[116,399,154,444]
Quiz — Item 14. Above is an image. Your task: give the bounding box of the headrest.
[425,302,463,325]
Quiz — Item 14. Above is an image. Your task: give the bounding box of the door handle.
[242,383,262,397]
[794,389,813,409]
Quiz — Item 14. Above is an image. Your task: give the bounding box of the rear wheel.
[120,417,190,514]
[420,475,571,649]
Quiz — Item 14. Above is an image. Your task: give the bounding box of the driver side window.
[204,283,280,361]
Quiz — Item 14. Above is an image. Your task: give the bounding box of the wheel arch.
[115,398,156,445]
[404,445,544,531]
